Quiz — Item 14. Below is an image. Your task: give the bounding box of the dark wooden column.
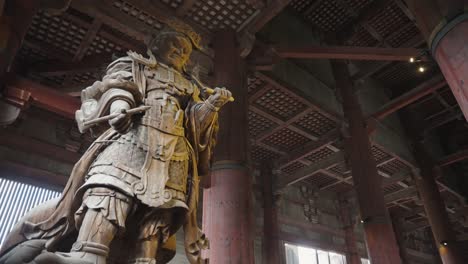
[0,0,39,78]
[399,110,463,264]
[404,0,468,120]
[202,29,254,263]
[338,197,361,264]
[261,163,280,264]
[390,214,410,264]
[331,60,402,264]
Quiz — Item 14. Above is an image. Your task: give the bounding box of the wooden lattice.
[263,128,310,151]
[282,161,306,175]
[386,23,421,47]
[248,75,266,96]
[379,158,411,175]
[303,0,352,32]
[293,110,337,136]
[187,0,257,31]
[367,1,410,39]
[248,110,276,138]
[251,145,281,162]
[304,147,334,163]
[160,0,183,9]
[371,145,392,163]
[112,0,164,30]
[27,11,87,57]
[254,87,307,120]
[345,25,379,47]
[383,183,404,195]
[305,172,337,188]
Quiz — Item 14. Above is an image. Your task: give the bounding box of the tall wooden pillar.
[399,109,462,263]
[331,60,402,264]
[405,0,468,120]
[390,213,410,264]
[261,164,280,264]
[202,29,254,264]
[338,197,361,264]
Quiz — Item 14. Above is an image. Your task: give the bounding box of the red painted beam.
[4,77,80,119]
[274,45,427,61]
[369,75,447,120]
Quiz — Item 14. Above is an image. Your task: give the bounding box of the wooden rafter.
[273,45,426,61]
[369,75,446,120]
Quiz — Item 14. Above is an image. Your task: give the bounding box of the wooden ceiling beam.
[273,45,426,61]
[335,0,392,41]
[0,160,67,190]
[276,128,340,169]
[244,0,292,34]
[4,77,80,119]
[368,75,446,120]
[334,0,392,46]
[0,130,80,164]
[438,148,468,167]
[424,107,463,131]
[277,151,345,188]
[351,28,425,80]
[29,53,112,76]
[73,18,102,61]
[385,186,418,203]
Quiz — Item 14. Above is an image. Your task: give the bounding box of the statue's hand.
[207,87,232,109]
[109,100,132,134]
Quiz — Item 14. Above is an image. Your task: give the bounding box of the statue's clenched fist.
[109,100,132,134]
[207,87,232,108]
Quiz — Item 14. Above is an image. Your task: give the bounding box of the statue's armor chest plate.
[84,64,195,208]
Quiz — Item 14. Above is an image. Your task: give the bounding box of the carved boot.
[53,241,109,264]
[129,258,156,264]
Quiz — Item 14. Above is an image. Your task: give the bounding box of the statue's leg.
[129,210,172,264]
[67,187,134,264]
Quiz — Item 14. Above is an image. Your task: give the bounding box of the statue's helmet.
[148,18,202,51]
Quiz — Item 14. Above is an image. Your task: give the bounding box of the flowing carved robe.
[0,51,216,264]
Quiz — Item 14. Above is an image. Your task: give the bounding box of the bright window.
[0,178,61,247]
[285,243,347,264]
[361,258,370,264]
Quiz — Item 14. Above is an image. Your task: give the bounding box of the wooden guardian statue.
[0,19,232,264]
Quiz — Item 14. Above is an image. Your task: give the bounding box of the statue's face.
[153,33,193,71]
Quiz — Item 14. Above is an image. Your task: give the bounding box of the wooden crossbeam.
[336,0,391,37]
[74,18,102,61]
[438,148,468,167]
[5,77,80,119]
[273,45,426,61]
[385,186,418,203]
[276,129,340,169]
[0,130,80,164]
[368,75,446,120]
[424,107,463,131]
[243,0,292,34]
[277,151,345,188]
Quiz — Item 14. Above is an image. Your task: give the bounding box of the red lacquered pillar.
[202,29,254,264]
[405,0,468,120]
